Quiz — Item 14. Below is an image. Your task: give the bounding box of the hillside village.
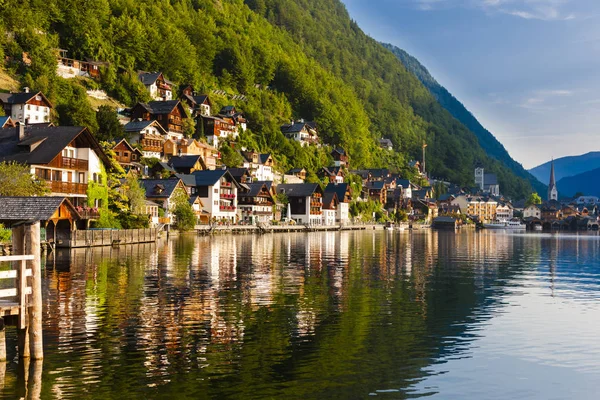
[1,57,599,237]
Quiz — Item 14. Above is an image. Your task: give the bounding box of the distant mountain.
[381,43,546,197]
[556,167,600,198]
[529,152,600,186]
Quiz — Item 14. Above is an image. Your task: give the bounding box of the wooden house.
[277,183,323,225]
[130,100,188,140]
[238,182,275,225]
[138,71,173,101]
[124,119,168,159]
[112,139,143,172]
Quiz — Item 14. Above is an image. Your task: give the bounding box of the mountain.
[529,152,600,185]
[0,0,534,198]
[381,43,546,197]
[556,167,600,198]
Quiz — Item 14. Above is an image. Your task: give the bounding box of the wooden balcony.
[49,155,89,170]
[49,181,88,195]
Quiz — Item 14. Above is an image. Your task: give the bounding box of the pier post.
[0,318,5,362]
[25,222,43,360]
[12,225,30,359]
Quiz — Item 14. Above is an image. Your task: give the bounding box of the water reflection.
[0,230,599,398]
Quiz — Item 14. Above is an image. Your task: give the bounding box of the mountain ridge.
[529,152,600,185]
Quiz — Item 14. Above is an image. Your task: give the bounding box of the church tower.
[474,163,484,191]
[548,159,558,201]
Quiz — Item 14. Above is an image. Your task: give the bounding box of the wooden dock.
[195,224,382,235]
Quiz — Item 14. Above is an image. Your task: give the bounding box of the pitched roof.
[322,192,338,209]
[227,168,250,182]
[281,122,315,134]
[277,183,321,197]
[0,125,111,167]
[168,155,202,170]
[287,168,306,174]
[0,91,52,107]
[325,183,350,202]
[0,116,15,128]
[134,100,186,117]
[138,71,163,86]
[367,181,385,190]
[176,169,242,188]
[484,173,498,185]
[140,178,183,199]
[245,182,273,197]
[0,196,79,221]
[124,119,167,134]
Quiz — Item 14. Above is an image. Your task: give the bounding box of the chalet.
[166,155,205,174]
[180,86,211,117]
[176,170,242,222]
[163,138,178,159]
[321,192,339,226]
[0,124,111,206]
[280,120,319,147]
[412,188,432,201]
[195,141,219,170]
[286,168,306,181]
[325,183,352,224]
[242,151,274,182]
[138,71,172,101]
[0,89,52,124]
[199,115,237,148]
[189,195,210,224]
[379,138,393,151]
[112,139,143,172]
[130,100,187,140]
[495,203,513,221]
[140,178,188,224]
[0,116,16,128]
[413,200,438,223]
[238,182,275,225]
[228,167,252,186]
[56,49,108,80]
[177,138,206,157]
[541,201,562,221]
[319,166,344,184]
[366,181,387,204]
[396,179,415,199]
[124,120,167,159]
[218,106,247,131]
[331,147,348,167]
[277,183,323,225]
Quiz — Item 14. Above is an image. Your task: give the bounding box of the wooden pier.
[195,224,382,235]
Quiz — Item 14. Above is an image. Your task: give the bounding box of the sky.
[341,0,600,169]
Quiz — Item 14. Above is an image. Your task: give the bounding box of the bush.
[118,212,150,229]
[0,224,11,243]
[174,203,196,231]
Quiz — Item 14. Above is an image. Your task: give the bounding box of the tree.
[219,143,243,167]
[96,105,125,142]
[174,203,196,231]
[123,173,146,214]
[525,192,542,206]
[0,161,48,196]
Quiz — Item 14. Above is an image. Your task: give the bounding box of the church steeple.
[548,158,558,201]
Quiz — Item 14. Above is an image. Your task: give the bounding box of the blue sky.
[341,0,600,169]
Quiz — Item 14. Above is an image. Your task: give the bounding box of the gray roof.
[0,125,111,167]
[176,170,242,188]
[245,182,273,197]
[123,120,166,133]
[135,100,186,116]
[325,183,350,202]
[0,116,13,128]
[0,197,78,221]
[281,122,315,134]
[0,91,51,106]
[140,178,183,199]
[168,155,202,170]
[367,181,385,190]
[277,183,321,197]
[484,173,498,185]
[138,71,163,86]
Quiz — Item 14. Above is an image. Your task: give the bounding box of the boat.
[483,219,526,230]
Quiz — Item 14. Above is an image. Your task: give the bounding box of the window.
[214,188,218,194]
[115,151,120,156]
[124,152,129,158]
[214,201,218,206]
[93,173,97,183]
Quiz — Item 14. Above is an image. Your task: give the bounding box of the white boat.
[484,219,526,230]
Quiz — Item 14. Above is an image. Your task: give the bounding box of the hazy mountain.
[381,43,547,197]
[529,152,600,186]
[556,167,600,198]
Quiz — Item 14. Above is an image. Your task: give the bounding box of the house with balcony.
[277,183,323,225]
[199,115,237,148]
[176,169,242,223]
[465,196,498,223]
[242,151,274,182]
[325,183,352,224]
[166,154,205,174]
[112,139,143,173]
[331,147,348,167]
[138,71,173,101]
[366,181,387,204]
[56,49,108,80]
[218,106,247,132]
[0,89,52,124]
[124,119,168,159]
[280,120,319,147]
[238,182,275,225]
[319,166,344,184]
[140,178,188,226]
[321,192,339,226]
[130,100,187,141]
[0,124,111,206]
[286,168,306,181]
[180,86,211,117]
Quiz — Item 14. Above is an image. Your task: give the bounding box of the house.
[366,181,387,204]
[180,86,211,117]
[0,116,16,128]
[56,49,108,80]
[199,115,237,148]
[189,195,210,224]
[218,106,247,132]
[495,203,513,221]
[325,183,352,224]
[166,155,205,174]
[140,178,188,225]
[177,138,203,156]
[138,71,172,101]
[228,167,252,186]
[162,138,178,159]
[124,120,168,159]
[331,147,348,167]
[176,169,242,222]
[466,197,498,223]
[242,151,275,182]
[280,120,319,147]
[286,168,306,181]
[277,183,323,225]
[112,139,143,173]
[237,182,275,225]
[0,89,52,124]
[0,124,111,206]
[319,167,344,184]
[321,192,339,226]
[541,201,562,221]
[129,100,188,141]
[378,138,393,151]
[195,141,219,170]
[144,200,160,226]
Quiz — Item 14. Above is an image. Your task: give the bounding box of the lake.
[1,230,600,399]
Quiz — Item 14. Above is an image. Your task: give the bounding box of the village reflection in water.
[2,230,600,399]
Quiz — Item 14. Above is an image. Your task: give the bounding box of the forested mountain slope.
[381,43,546,196]
[0,0,532,198]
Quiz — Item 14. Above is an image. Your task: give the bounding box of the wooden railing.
[48,181,88,195]
[0,254,33,327]
[60,157,88,170]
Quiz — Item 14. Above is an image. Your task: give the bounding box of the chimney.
[23,87,30,93]
[16,122,25,141]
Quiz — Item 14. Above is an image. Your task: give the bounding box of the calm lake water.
[2,230,600,399]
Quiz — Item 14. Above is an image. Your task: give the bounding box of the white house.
[0,89,52,124]
[277,183,323,225]
[140,178,188,225]
[237,182,275,225]
[124,120,169,159]
[523,204,541,219]
[495,203,514,221]
[325,183,351,224]
[242,151,275,182]
[322,192,339,226]
[138,71,172,101]
[177,169,241,223]
[280,120,319,147]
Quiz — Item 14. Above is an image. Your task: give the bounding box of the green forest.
[0,0,533,198]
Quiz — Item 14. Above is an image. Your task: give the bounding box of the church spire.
[548,158,557,201]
